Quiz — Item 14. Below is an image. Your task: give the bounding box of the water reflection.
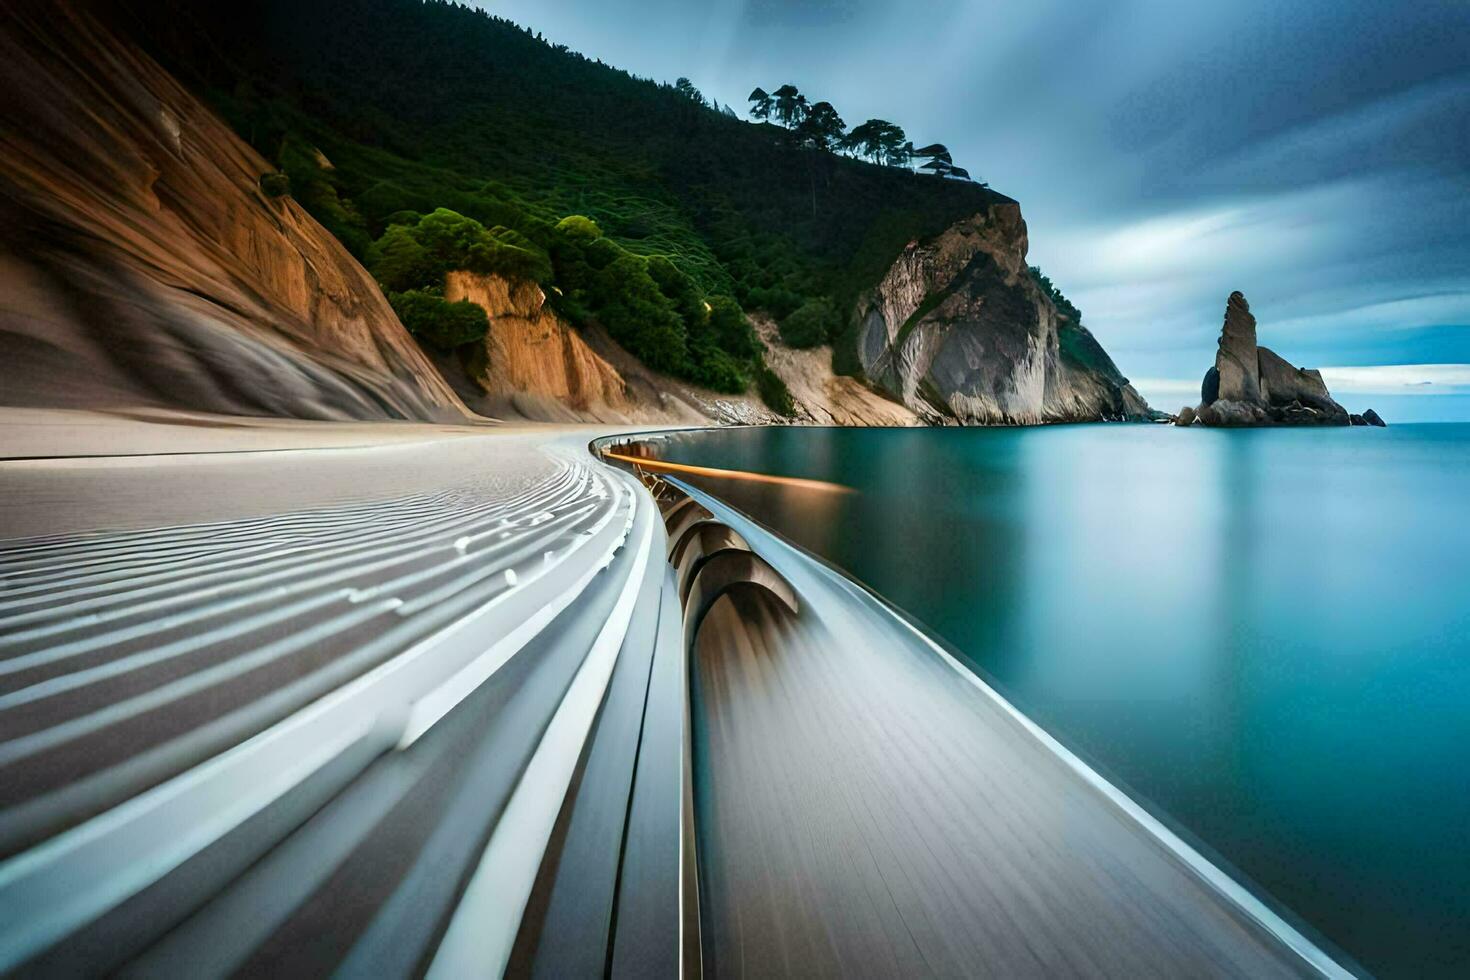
[652,423,1470,979]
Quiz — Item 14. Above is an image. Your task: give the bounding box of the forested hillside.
[111,0,1023,404]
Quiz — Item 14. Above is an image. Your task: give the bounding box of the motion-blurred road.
[0,414,683,976]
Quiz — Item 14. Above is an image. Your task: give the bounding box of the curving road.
[0,417,1354,978]
[0,421,684,977]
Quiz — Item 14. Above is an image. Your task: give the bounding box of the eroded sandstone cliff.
[443,272,635,423]
[0,1,467,422]
[853,204,1151,424]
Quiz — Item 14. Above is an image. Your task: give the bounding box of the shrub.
[370,208,553,292]
[465,238,553,282]
[414,208,493,268]
[755,361,796,416]
[647,254,705,324]
[779,297,840,348]
[592,254,689,374]
[389,289,489,349]
[372,224,440,292]
[555,214,603,242]
[259,172,290,198]
[690,345,746,393]
[745,285,803,320]
[383,209,423,227]
[706,295,759,358]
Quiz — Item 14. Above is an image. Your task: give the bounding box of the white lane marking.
[0,468,624,971]
[426,476,652,980]
[0,712,378,976]
[0,464,579,620]
[0,470,589,648]
[395,491,631,749]
[0,496,611,761]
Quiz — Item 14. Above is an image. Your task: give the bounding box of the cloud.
[1318,364,1470,395]
[475,0,1470,416]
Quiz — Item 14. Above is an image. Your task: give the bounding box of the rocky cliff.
[0,3,1148,432]
[0,1,467,422]
[436,272,919,426]
[853,204,1151,424]
[442,271,636,423]
[1177,291,1377,427]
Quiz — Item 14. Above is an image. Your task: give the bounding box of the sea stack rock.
[1257,347,1348,424]
[1215,292,1263,403]
[1363,408,1387,427]
[1191,291,1350,427]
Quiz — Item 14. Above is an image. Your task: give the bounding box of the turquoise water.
[651,423,1470,978]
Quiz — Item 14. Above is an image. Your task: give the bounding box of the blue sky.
[478,0,1470,419]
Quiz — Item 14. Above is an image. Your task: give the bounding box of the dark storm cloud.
[481,0,1470,414]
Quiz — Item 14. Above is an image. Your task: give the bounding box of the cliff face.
[751,318,922,427]
[443,271,634,423]
[0,3,1144,432]
[853,204,1150,424]
[0,2,468,422]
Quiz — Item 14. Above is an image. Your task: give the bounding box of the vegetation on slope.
[118,0,1053,408]
[1030,266,1128,385]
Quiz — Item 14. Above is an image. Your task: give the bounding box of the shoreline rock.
[1177,291,1375,428]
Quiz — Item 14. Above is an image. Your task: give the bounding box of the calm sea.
[650,422,1470,978]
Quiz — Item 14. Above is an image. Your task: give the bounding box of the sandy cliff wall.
[0,1,468,422]
[853,204,1149,424]
[442,271,918,426]
[443,271,637,423]
[751,318,921,426]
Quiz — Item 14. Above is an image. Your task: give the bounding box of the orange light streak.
[603,451,853,495]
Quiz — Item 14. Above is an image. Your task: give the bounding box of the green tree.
[706,295,759,358]
[779,296,841,347]
[772,84,804,127]
[878,129,910,167]
[674,76,707,107]
[593,255,689,375]
[390,289,489,349]
[371,224,440,292]
[848,119,903,164]
[755,361,796,417]
[555,214,603,242]
[747,86,772,121]
[795,101,845,152]
[414,208,490,268]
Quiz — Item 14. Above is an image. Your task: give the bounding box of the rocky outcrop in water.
[852,204,1151,425]
[0,1,468,422]
[1184,292,1358,427]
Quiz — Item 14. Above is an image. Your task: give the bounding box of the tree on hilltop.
[795,100,846,152]
[674,77,707,107]
[747,86,772,121]
[772,84,806,127]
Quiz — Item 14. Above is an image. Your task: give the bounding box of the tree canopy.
[746,83,975,180]
[123,0,1002,397]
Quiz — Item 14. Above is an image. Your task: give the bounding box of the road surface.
[0,413,1351,977]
